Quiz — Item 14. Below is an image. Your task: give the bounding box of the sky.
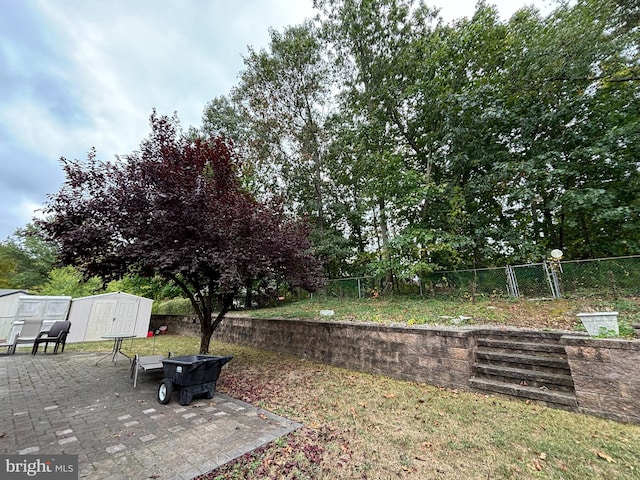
[0,0,554,240]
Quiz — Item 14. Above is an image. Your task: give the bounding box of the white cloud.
[26,0,317,160]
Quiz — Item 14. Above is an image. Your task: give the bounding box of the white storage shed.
[0,289,28,341]
[67,292,153,343]
[13,295,72,332]
[5,295,72,346]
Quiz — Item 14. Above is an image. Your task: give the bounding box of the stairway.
[469,330,578,410]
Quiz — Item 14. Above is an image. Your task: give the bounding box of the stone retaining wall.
[150,314,640,423]
[563,335,640,424]
[151,314,200,337]
[151,314,476,390]
[218,316,476,391]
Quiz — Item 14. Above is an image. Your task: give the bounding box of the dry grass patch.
[198,340,639,480]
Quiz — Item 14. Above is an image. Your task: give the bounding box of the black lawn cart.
[157,355,233,406]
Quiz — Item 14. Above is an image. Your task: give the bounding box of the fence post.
[544,260,562,299]
[608,271,618,299]
[506,265,520,298]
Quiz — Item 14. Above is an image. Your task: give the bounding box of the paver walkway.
[0,351,301,479]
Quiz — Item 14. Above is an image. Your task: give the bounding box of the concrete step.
[476,338,567,356]
[469,377,578,409]
[475,350,571,372]
[474,329,570,343]
[472,364,575,391]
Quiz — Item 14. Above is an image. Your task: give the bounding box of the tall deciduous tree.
[232,22,349,273]
[316,0,430,287]
[0,224,57,289]
[40,112,324,353]
[489,0,640,260]
[317,0,639,274]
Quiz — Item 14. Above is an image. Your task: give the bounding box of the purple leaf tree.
[41,112,325,353]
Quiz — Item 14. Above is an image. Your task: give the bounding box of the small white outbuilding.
[13,295,72,329]
[2,294,72,341]
[0,289,29,341]
[67,292,153,343]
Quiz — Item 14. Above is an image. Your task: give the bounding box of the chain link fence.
[322,255,640,299]
[323,276,379,298]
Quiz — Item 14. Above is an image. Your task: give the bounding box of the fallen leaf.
[383,393,395,399]
[539,452,547,460]
[596,451,616,463]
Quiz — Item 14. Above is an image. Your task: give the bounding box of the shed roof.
[71,291,153,302]
[0,289,28,298]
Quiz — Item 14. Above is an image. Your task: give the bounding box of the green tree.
[232,22,339,258]
[316,0,442,287]
[200,95,259,194]
[489,0,640,260]
[0,224,56,289]
[35,266,102,297]
[318,0,640,274]
[199,0,640,286]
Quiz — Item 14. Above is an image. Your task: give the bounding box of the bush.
[152,298,195,315]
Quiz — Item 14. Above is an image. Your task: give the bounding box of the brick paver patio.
[0,351,300,479]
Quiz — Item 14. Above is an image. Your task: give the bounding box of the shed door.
[111,298,139,335]
[42,299,71,332]
[85,300,117,341]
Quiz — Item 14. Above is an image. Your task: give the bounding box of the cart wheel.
[205,385,216,399]
[179,391,192,406]
[157,379,173,404]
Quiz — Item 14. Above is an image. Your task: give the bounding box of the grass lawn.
[241,295,640,337]
[67,331,640,479]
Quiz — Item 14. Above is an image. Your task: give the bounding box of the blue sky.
[0,0,552,240]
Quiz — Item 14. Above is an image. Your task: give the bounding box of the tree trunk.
[378,197,394,294]
[199,323,212,354]
[199,294,233,354]
[199,305,213,354]
[244,279,253,309]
